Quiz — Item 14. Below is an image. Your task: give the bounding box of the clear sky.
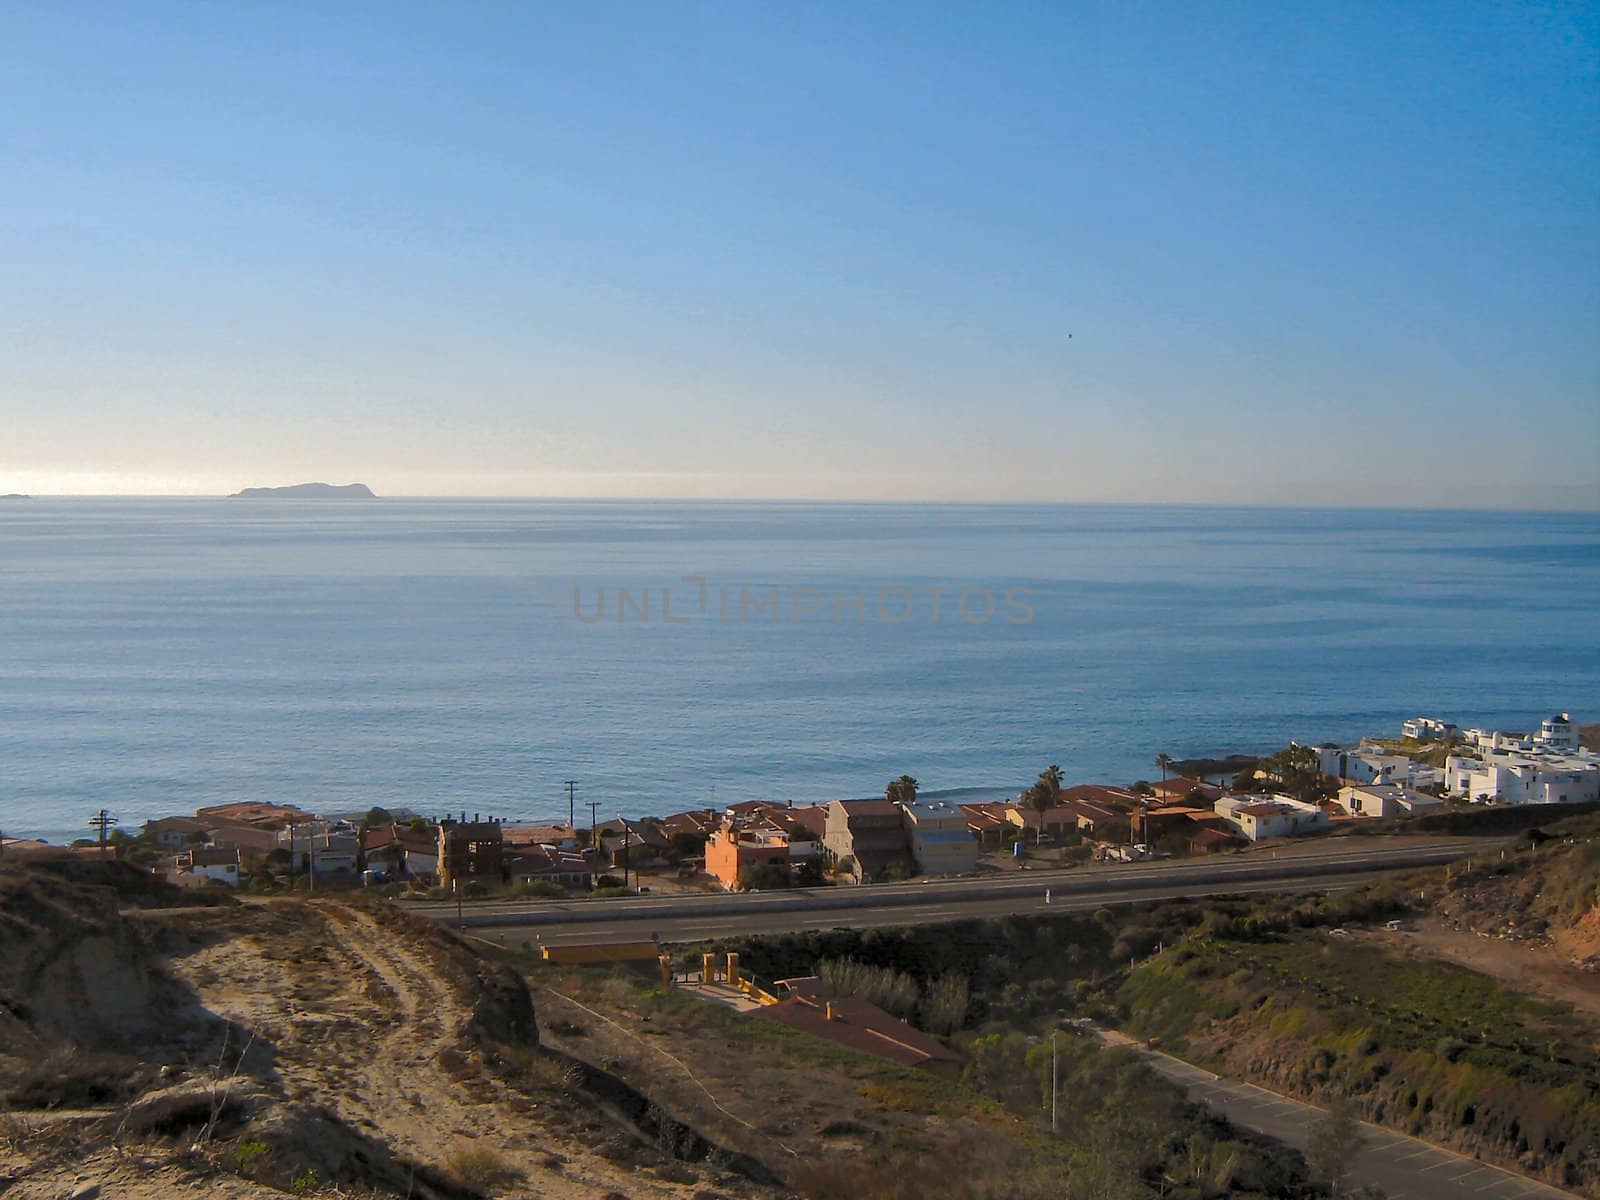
[3,2,1597,506]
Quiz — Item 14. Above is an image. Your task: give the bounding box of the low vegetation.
[704,814,1600,1197]
[1117,926,1599,1192]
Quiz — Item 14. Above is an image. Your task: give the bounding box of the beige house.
[899,798,977,876]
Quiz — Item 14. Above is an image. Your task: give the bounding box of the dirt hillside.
[0,856,787,1199]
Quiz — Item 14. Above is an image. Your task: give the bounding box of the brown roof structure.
[756,982,962,1071]
[660,810,718,837]
[202,820,280,852]
[194,802,314,828]
[775,805,828,838]
[1058,784,1138,808]
[1147,776,1220,801]
[502,823,579,847]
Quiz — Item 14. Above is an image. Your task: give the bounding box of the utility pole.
[88,808,118,849]
[620,815,631,889]
[564,780,578,833]
[586,801,600,860]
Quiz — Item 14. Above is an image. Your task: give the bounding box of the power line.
[87,808,118,848]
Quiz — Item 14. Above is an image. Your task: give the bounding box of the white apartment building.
[1445,748,1598,805]
[1446,713,1595,805]
[1309,744,1439,789]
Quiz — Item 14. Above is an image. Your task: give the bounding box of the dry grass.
[445,1144,523,1193]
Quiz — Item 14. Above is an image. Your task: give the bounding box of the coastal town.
[5,712,1594,898]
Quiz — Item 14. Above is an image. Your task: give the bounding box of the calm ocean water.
[2,500,1597,844]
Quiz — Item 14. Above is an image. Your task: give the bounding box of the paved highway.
[408,836,1487,945]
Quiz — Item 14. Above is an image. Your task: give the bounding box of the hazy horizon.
[6,490,1600,513]
[4,4,1597,508]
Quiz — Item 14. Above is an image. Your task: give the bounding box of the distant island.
[230,483,377,499]
[0,494,30,500]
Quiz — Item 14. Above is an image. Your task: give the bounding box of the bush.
[920,974,971,1035]
[594,874,625,889]
[446,1145,522,1191]
[511,879,567,898]
[818,958,919,1020]
[232,1139,269,1177]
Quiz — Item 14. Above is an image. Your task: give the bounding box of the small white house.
[1217,795,1328,841]
[174,846,242,886]
[1337,783,1445,819]
[1401,717,1458,742]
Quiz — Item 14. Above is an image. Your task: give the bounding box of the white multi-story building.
[1533,712,1580,751]
[1445,748,1598,806]
[1445,712,1595,805]
[1401,717,1458,742]
[1309,744,1438,789]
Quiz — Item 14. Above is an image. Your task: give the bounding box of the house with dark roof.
[362,823,440,879]
[141,816,211,849]
[960,801,1015,847]
[823,799,914,883]
[202,820,280,854]
[1146,776,1221,804]
[171,846,243,887]
[660,809,719,840]
[502,823,581,851]
[505,844,593,889]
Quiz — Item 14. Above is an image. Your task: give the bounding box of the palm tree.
[886,775,919,806]
[1156,753,1173,786]
[1027,764,1065,843]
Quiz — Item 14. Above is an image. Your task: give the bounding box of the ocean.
[1,499,1596,844]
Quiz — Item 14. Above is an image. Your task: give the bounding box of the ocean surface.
[2,500,1597,844]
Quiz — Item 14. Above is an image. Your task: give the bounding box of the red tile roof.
[1058,784,1138,808]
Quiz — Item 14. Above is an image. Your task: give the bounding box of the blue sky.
[3,2,1597,505]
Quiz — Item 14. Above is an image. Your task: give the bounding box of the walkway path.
[1090,1027,1579,1200]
